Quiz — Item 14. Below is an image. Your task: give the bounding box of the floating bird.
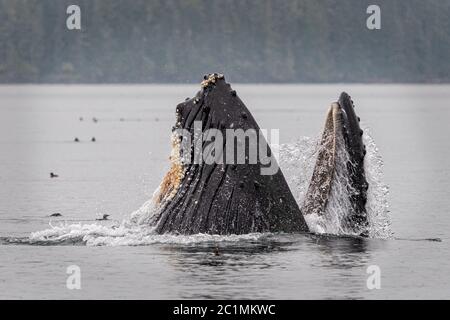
[49,213,62,217]
[79,117,84,121]
[96,214,110,221]
[91,137,96,142]
[50,172,59,178]
[74,137,80,142]
[92,117,98,123]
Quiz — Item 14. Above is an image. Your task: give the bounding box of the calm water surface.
[0,84,449,299]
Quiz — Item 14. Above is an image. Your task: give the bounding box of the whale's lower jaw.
[301,103,342,217]
[302,93,369,235]
[151,74,309,235]
[153,163,307,235]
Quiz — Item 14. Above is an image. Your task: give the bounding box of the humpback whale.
[302,92,369,235]
[151,74,369,236]
[151,73,309,234]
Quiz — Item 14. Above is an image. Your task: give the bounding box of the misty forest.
[0,0,449,83]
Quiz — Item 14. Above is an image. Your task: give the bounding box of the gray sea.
[0,84,449,299]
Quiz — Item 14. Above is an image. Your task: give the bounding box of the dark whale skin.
[153,74,309,235]
[338,92,369,232]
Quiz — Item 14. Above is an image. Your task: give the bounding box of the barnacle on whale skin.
[201,73,224,88]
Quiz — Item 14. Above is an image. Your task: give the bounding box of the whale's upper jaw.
[337,92,369,234]
[338,92,366,162]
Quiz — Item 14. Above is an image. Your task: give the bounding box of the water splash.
[26,201,268,246]
[29,223,266,246]
[279,127,392,239]
[25,127,391,246]
[363,127,393,239]
[310,129,360,235]
[279,136,319,205]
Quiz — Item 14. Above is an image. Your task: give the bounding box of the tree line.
[0,0,448,83]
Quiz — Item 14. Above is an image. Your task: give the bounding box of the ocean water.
[0,84,449,299]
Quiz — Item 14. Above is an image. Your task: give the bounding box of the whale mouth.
[302,93,369,236]
[328,93,365,159]
[301,102,343,217]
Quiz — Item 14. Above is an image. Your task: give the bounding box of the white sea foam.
[29,201,268,246]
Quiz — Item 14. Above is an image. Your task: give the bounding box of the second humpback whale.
[302,93,369,236]
[150,74,369,236]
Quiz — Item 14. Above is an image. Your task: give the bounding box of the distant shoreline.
[1,81,449,85]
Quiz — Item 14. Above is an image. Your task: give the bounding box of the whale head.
[302,92,369,236]
[152,73,309,235]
